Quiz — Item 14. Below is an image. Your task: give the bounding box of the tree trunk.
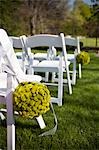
[29,16,33,35]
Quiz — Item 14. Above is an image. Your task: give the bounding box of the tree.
[18,0,69,35]
[63,0,91,36]
[0,0,22,35]
[85,0,99,46]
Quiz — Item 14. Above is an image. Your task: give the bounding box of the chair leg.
[36,115,46,129]
[66,66,72,95]
[58,70,63,106]
[6,92,15,150]
[58,56,63,106]
[78,64,82,78]
[7,124,15,150]
[72,60,76,85]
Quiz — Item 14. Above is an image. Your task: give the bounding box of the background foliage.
[0,0,98,39]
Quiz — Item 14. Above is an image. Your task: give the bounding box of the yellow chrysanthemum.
[13,82,51,119]
[76,51,90,65]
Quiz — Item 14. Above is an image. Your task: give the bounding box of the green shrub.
[13,82,51,119]
[76,51,90,65]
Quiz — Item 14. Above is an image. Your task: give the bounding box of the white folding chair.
[52,35,81,85]
[21,33,72,106]
[21,35,57,82]
[28,34,81,85]
[0,29,46,150]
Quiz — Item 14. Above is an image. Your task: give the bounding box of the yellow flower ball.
[76,51,90,65]
[13,82,51,119]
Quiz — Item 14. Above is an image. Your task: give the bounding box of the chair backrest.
[22,33,69,68]
[10,36,29,72]
[10,35,33,63]
[10,36,23,49]
[0,29,24,78]
[25,34,63,49]
[65,36,80,54]
[25,33,67,60]
[10,35,31,55]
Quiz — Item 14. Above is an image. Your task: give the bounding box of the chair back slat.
[9,36,23,49]
[65,36,80,53]
[26,34,63,48]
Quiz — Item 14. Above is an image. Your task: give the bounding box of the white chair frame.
[65,36,81,79]
[0,29,46,150]
[10,36,39,74]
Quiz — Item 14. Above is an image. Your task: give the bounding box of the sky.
[83,0,99,5]
[83,0,92,5]
[70,0,93,5]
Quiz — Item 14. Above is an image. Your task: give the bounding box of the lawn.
[81,37,99,47]
[0,52,99,150]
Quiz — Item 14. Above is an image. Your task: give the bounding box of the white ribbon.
[39,102,57,137]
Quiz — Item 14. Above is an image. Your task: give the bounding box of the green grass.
[0,53,99,150]
[15,49,47,53]
[81,38,99,47]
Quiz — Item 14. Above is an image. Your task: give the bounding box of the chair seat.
[33,60,70,72]
[34,53,47,61]
[16,52,40,67]
[18,74,42,82]
[67,54,75,61]
[56,54,75,61]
